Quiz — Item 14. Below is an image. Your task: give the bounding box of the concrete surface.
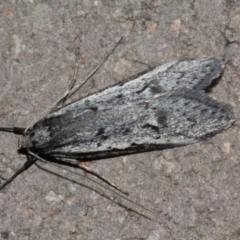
[0,1,239,239]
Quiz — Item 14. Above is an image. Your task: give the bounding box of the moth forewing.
[20,59,233,158]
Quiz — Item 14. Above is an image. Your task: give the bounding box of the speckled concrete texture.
[0,1,239,239]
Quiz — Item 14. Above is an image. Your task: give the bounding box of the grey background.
[0,1,239,239]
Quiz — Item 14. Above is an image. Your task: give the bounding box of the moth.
[0,58,235,190]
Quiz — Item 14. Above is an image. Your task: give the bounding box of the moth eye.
[30,132,35,138]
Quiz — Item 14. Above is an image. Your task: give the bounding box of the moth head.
[20,126,51,150]
[20,134,33,149]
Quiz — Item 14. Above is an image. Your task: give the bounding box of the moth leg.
[27,152,129,195]
[76,163,129,196]
[0,155,37,190]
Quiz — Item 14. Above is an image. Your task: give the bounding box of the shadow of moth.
[0,58,235,190]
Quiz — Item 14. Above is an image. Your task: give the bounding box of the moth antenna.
[55,47,81,108]
[0,127,25,135]
[0,156,37,190]
[24,36,124,133]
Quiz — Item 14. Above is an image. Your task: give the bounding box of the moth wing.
[30,87,234,160]
[49,58,223,120]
